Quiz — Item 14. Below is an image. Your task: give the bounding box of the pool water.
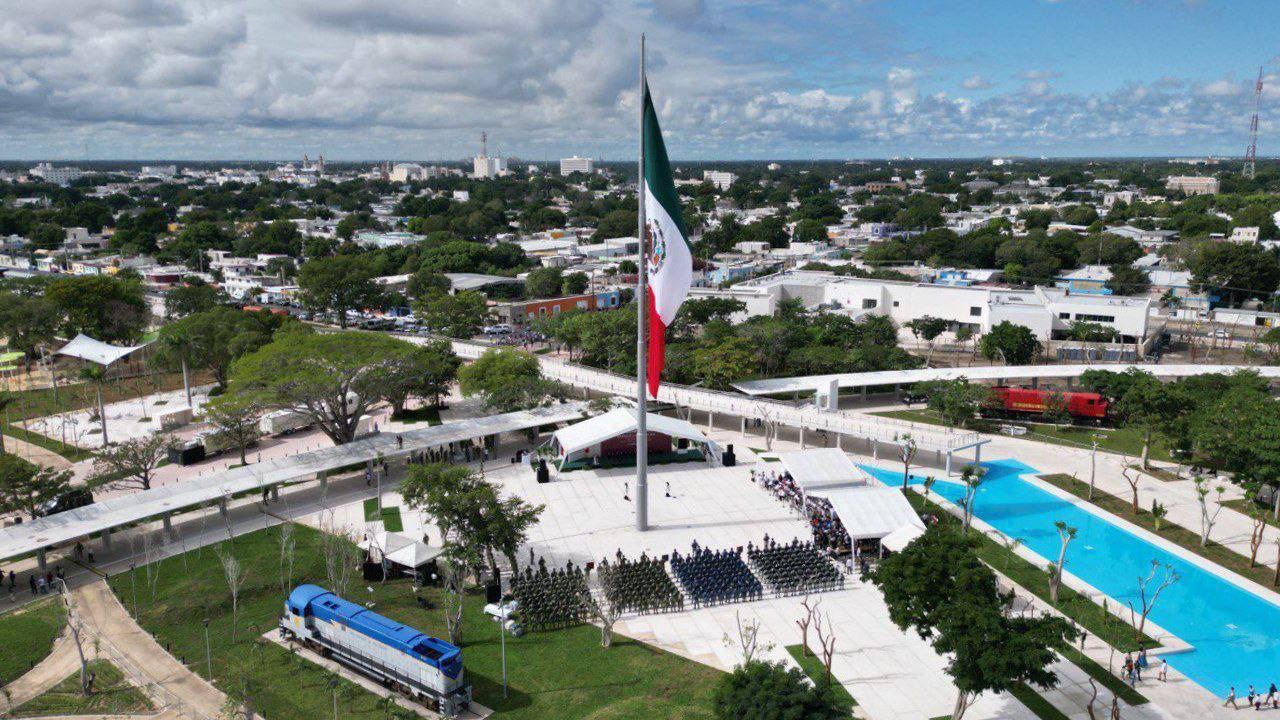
[861,458,1280,699]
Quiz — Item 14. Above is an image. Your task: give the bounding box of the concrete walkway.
[0,432,74,470]
[72,579,230,720]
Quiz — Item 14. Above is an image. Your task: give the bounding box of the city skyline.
[5,0,1280,161]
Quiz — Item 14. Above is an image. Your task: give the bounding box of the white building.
[354,231,424,249]
[1165,176,1220,196]
[140,165,177,180]
[29,163,83,187]
[688,270,1152,345]
[473,155,508,179]
[559,156,594,176]
[703,170,737,191]
[1229,226,1260,243]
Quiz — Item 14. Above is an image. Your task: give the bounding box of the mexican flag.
[642,81,693,398]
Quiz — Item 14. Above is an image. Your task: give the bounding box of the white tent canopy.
[776,448,868,493]
[551,408,718,460]
[880,524,925,552]
[813,485,925,541]
[361,531,442,569]
[56,333,151,366]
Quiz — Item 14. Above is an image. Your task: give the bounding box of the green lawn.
[873,409,1173,462]
[1008,682,1071,720]
[1039,473,1280,590]
[907,493,1152,652]
[1221,499,1280,530]
[362,499,404,532]
[12,659,153,717]
[108,524,722,720]
[0,597,66,684]
[784,645,856,708]
[0,422,94,461]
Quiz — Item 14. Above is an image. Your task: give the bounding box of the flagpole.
[635,33,649,532]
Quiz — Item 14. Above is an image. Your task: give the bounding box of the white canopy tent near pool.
[776,448,869,494]
[812,484,925,543]
[550,407,721,468]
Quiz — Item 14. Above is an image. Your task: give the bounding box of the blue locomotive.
[280,585,472,715]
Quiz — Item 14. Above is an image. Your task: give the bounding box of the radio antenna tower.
[1245,66,1263,180]
[480,131,488,157]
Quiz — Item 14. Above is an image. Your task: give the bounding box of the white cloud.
[962,74,993,90]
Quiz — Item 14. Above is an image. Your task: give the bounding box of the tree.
[905,316,949,364]
[898,434,918,490]
[869,527,1073,720]
[980,321,1042,366]
[711,660,850,720]
[45,274,148,343]
[959,465,986,533]
[406,268,450,299]
[1042,391,1071,425]
[1116,373,1186,468]
[0,453,74,520]
[0,292,59,358]
[458,348,562,412]
[1130,560,1179,641]
[226,329,410,444]
[1047,521,1077,605]
[381,340,459,417]
[297,255,384,328]
[691,337,756,390]
[921,378,991,429]
[1187,240,1280,304]
[89,434,176,491]
[561,271,589,295]
[1193,477,1226,547]
[215,545,248,643]
[152,307,280,392]
[202,395,262,466]
[400,461,543,579]
[526,267,565,298]
[164,282,222,319]
[1105,263,1149,296]
[413,289,489,338]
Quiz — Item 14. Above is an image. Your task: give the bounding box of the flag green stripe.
[642,83,689,244]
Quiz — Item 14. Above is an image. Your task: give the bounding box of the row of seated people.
[746,536,845,596]
[598,550,684,615]
[669,542,764,608]
[510,558,589,630]
[751,468,853,556]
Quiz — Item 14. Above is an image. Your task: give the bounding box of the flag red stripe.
[646,286,665,399]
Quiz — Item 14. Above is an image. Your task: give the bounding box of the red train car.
[983,386,1109,423]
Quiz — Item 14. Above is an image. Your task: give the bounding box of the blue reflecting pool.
[861,458,1280,698]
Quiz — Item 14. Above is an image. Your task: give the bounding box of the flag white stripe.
[643,178,692,326]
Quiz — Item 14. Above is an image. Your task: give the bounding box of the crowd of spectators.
[747,535,844,596]
[598,550,684,615]
[750,468,851,556]
[669,542,763,608]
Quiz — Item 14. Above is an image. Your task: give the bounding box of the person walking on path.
[1157,658,1168,682]
[1226,687,1239,709]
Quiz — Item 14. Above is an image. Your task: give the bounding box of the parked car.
[35,488,94,517]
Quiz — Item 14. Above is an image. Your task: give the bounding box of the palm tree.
[79,365,110,445]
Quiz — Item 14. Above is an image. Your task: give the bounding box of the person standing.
[1157,658,1168,682]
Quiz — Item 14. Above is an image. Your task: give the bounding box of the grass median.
[0,597,67,685]
[12,659,153,717]
[108,523,721,720]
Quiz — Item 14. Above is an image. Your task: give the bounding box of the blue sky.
[1,0,1277,160]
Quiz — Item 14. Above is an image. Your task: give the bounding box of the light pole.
[202,618,212,678]
[129,565,138,617]
[498,603,508,699]
[1089,439,1098,500]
